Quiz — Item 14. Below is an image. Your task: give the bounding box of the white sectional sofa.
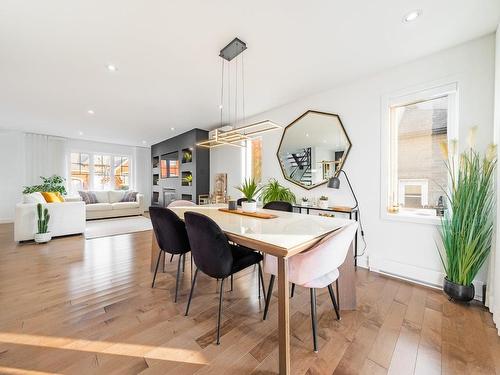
[81,190,145,220]
[15,200,86,242]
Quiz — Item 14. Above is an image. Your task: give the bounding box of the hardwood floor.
[0,223,499,374]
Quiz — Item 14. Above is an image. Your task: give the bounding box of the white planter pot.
[318,200,329,209]
[34,232,52,243]
[241,201,257,213]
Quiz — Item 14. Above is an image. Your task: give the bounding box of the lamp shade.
[328,176,340,189]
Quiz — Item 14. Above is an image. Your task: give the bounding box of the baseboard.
[368,256,484,301]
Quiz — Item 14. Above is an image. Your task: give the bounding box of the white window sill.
[382,208,442,226]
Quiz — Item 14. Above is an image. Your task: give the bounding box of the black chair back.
[184,211,233,279]
[149,206,190,255]
[263,201,293,212]
[236,198,247,206]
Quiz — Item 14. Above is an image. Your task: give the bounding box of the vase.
[241,201,257,213]
[443,277,475,302]
[34,232,52,244]
[318,200,329,209]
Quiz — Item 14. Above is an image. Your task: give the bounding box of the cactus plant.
[37,203,50,234]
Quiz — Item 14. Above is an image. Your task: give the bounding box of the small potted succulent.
[236,178,263,213]
[301,197,310,206]
[183,174,193,186]
[34,203,51,243]
[318,195,329,209]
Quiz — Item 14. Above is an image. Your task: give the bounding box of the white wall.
[0,130,25,222]
[210,34,496,294]
[0,133,151,222]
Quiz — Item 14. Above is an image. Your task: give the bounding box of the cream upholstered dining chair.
[168,200,197,207]
[262,221,358,352]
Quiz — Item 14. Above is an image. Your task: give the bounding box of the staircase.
[284,148,312,185]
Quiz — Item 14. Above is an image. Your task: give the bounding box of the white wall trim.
[369,255,484,301]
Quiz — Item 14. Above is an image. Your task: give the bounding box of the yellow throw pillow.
[55,192,65,202]
[41,192,64,203]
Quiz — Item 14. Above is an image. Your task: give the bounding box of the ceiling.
[0,0,499,147]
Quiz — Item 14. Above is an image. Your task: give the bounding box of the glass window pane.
[93,154,111,190]
[114,156,129,190]
[394,96,448,209]
[251,138,263,183]
[70,152,90,192]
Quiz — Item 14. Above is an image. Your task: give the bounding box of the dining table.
[150,204,357,375]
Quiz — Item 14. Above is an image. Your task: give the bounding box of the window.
[71,152,90,191]
[385,83,458,220]
[114,156,129,190]
[93,154,112,190]
[70,152,131,192]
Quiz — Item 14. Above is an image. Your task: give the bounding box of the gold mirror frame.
[276,110,352,190]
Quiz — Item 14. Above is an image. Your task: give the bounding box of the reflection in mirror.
[277,111,351,189]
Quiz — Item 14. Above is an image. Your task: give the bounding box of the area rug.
[85,216,153,239]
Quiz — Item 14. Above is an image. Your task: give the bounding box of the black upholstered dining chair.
[236,197,247,206]
[263,201,293,212]
[184,211,265,345]
[149,206,191,303]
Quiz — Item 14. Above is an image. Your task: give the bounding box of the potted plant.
[301,197,310,206]
[23,175,67,195]
[318,195,329,209]
[260,179,296,204]
[236,178,263,213]
[34,203,51,243]
[438,141,496,302]
[183,174,193,186]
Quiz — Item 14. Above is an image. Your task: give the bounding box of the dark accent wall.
[151,129,210,206]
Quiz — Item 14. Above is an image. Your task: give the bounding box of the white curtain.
[486,25,500,335]
[24,133,68,187]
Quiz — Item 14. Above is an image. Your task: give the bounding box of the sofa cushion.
[79,191,97,204]
[121,191,138,202]
[112,202,140,210]
[92,191,110,203]
[109,190,127,203]
[23,192,46,204]
[86,203,113,211]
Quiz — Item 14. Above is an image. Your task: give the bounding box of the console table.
[293,204,360,266]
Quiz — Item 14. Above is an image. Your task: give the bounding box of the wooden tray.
[218,208,278,219]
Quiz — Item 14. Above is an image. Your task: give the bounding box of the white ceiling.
[0,0,498,147]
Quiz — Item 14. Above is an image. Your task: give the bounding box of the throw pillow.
[79,191,97,205]
[55,192,65,202]
[109,190,126,203]
[121,191,138,202]
[23,192,46,204]
[41,192,63,203]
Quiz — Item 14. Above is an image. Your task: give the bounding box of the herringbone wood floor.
[0,223,499,374]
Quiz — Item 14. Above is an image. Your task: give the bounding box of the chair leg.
[185,268,199,316]
[328,284,341,320]
[263,275,275,320]
[290,283,296,298]
[310,288,318,353]
[230,274,233,292]
[174,253,183,303]
[216,278,225,345]
[151,251,163,288]
[170,254,174,262]
[258,262,266,300]
[190,255,193,283]
[182,253,186,272]
[336,279,340,310]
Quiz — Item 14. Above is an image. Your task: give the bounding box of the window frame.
[380,81,459,225]
[69,151,133,193]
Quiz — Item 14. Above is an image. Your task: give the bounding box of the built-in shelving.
[151,129,209,206]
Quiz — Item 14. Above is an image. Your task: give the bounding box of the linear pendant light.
[196,38,282,149]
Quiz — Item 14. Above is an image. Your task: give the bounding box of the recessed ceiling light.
[305,133,309,137]
[107,64,117,72]
[87,109,95,115]
[170,127,175,131]
[403,10,422,23]
[142,140,147,145]
[78,131,84,136]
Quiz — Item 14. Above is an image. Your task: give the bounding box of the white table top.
[169,204,353,257]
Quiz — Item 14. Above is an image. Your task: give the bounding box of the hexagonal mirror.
[277,110,351,189]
